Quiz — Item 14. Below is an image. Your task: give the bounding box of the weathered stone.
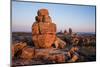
[32,22,41,35]
[55,54,65,63]
[20,47,35,59]
[35,16,43,22]
[12,42,27,55]
[42,15,52,23]
[32,9,56,48]
[66,47,79,62]
[34,49,50,59]
[37,9,49,16]
[48,54,65,63]
[70,47,79,53]
[33,48,66,63]
[54,37,66,49]
[67,52,79,62]
[32,22,56,34]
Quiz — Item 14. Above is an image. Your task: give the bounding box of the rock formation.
[64,29,68,35]
[12,9,80,66]
[69,28,72,35]
[32,9,56,48]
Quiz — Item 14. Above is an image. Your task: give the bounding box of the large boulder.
[20,47,35,60]
[32,9,56,48]
[12,42,27,58]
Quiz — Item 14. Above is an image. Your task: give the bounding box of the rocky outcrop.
[12,9,80,66]
[32,9,56,48]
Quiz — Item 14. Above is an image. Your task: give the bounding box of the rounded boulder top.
[37,9,49,16]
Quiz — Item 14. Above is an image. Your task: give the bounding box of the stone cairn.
[32,9,56,48]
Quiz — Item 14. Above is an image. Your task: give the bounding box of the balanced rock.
[32,9,56,48]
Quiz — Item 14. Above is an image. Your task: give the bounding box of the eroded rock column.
[32,9,56,48]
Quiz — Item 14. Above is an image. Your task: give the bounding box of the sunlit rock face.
[32,9,56,48]
[20,47,35,60]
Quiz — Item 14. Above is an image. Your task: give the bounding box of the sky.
[12,1,96,32]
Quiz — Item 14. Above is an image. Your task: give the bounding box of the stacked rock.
[32,9,56,48]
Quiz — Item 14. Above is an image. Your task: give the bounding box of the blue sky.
[12,1,96,32]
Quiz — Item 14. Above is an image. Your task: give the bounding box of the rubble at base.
[12,43,79,66]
